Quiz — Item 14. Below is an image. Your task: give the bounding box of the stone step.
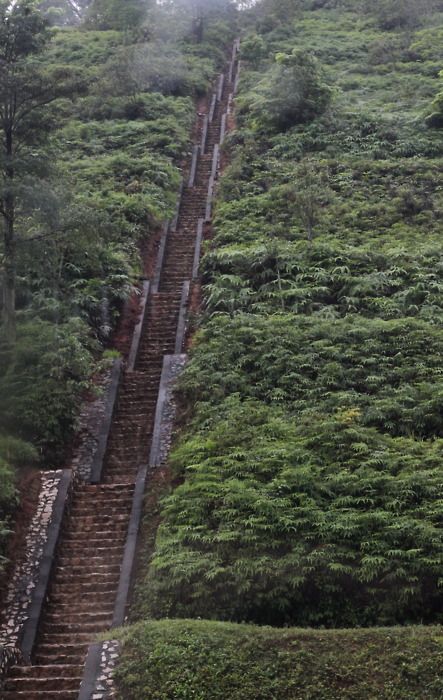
[47,602,115,616]
[65,513,129,525]
[61,540,124,549]
[9,664,83,679]
[63,520,128,532]
[41,620,110,634]
[59,540,126,551]
[52,560,123,575]
[37,632,95,645]
[57,554,122,566]
[53,570,120,583]
[50,581,117,596]
[3,690,79,699]
[34,645,87,665]
[70,493,133,503]
[67,506,131,518]
[103,476,137,484]
[78,484,134,493]
[5,677,83,691]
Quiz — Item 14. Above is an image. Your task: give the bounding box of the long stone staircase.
[2,42,238,700]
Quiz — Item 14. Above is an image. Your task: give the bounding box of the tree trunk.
[193,15,203,43]
[276,264,285,311]
[2,129,16,344]
[307,216,314,245]
[2,212,16,344]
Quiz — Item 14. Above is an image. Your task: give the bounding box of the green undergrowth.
[115,619,443,700]
[133,2,443,628]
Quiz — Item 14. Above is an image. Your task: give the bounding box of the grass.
[115,619,443,700]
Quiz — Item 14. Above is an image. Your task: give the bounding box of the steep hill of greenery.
[134,0,443,628]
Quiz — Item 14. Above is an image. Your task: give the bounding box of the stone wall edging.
[192,219,205,279]
[19,469,73,662]
[200,114,209,155]
[0,468,79,674]
[171,178,184,233]
[0,471,64,656]
[188,144,200,188]
[208,92,217,123]
[71,365,114,482]
[175,282,190,355]
[127,281,150,371]
[90,359,123,484]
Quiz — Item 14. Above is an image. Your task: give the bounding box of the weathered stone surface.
[70,369,113,481]
[159,354,187,465]
[0,471,63,653]
[90,640,120,699]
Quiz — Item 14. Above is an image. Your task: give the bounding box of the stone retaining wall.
[158,354,188,465]
[0,471,63,656]
[71,367,113,481]
[91,640,120,699]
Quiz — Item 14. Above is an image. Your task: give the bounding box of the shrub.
[0,436,28,568]
[249,50,333,132]
[371,0,429,30]
[85,0,146,31]
[140,398,443,627]
[426,71,443,127]
[138,1,443,629]
[0,319,95,464]
[240,33,267,67]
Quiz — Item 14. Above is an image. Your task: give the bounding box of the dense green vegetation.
[2,0,443,694]
[0,0,235,562]
[136,0,443,628]
[141,397,442,626]
[115,619,443,700]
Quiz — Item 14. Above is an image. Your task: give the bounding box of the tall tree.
[0,0,83,343]
[251,50,332,132]
[160,0,235,43]
[37,1,92,26]
[371,0,433,29]
[85,0,147,30]
[427,71,443,127]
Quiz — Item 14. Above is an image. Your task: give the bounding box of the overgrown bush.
[0,319,95,465]
[427,70,443,127]
[85,0,146,30]
[371,0,428,30]
[0,3,212,486]
[0,435,34,565]
[141,395,443,627]
[248,50,332,132]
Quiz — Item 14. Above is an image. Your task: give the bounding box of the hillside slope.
[116,1,443,697]
[132,0,443,628]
